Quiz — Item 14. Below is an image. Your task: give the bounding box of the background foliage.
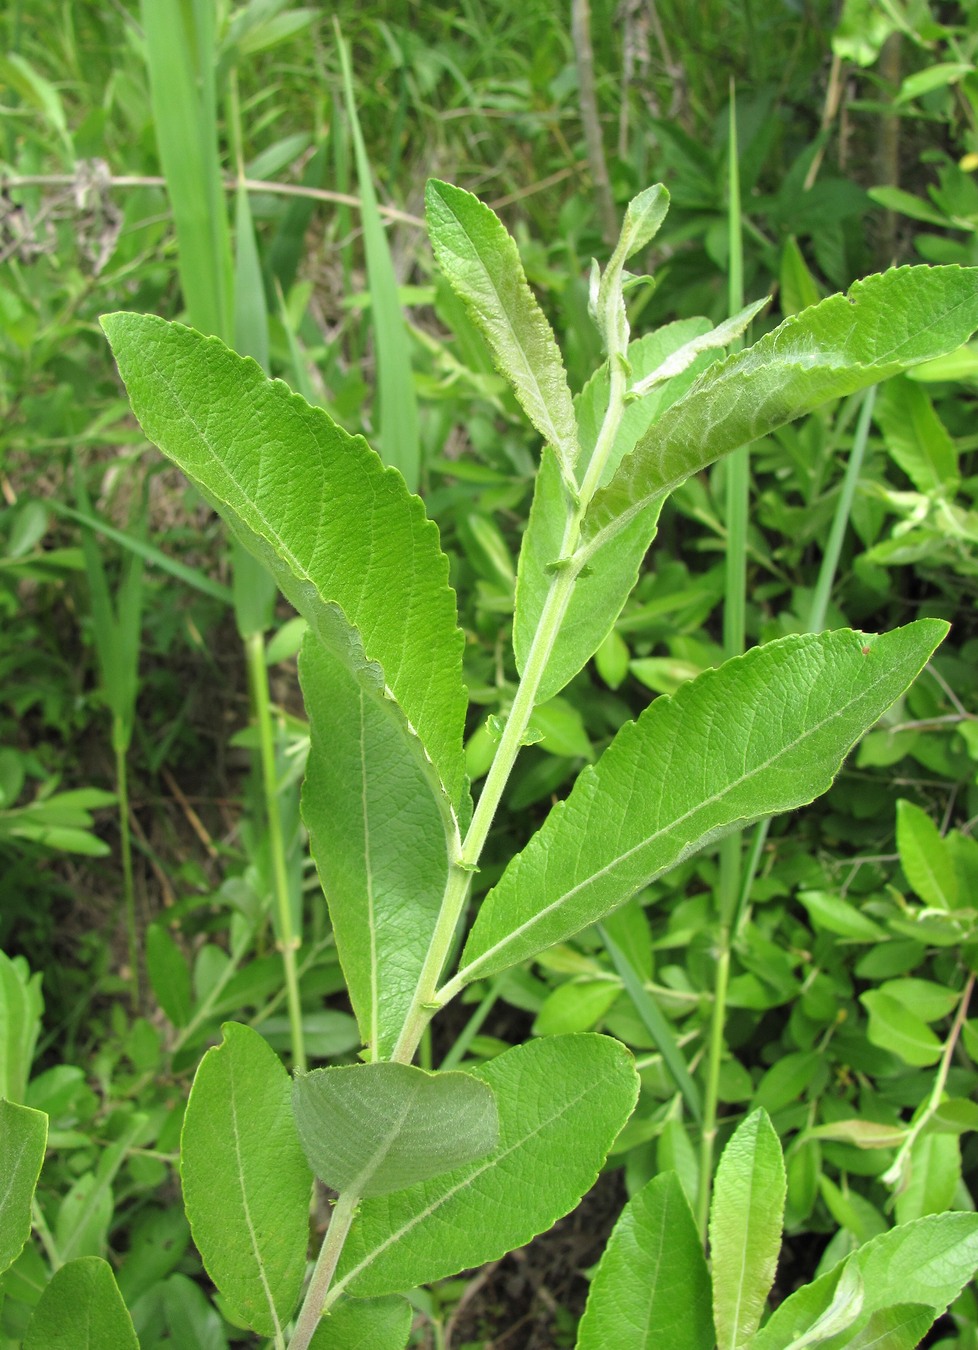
[2,0,978,1345]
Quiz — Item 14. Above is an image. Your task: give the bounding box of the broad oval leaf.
[576,1171,713,1350]
[328,1035,639,1299]
[181,1022,312,1337]
[425,179,578,475]
[292,1061,498,1197]
[752,1212,978,1350]
[710,1110,786,1350]
[0,1099,47,1276]
[23,1257,138,1350]
[309,1295,412,1349]
[456,622,946,986]
[896,798,957,909]
[584,266,978,552]
[100,312,467,817]
[860,991,943,1067]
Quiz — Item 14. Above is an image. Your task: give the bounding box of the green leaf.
[896,800,958,910]
[329,1035,638,1299]
[710,1110,786,1350]
[0,950,44,1104]
[514,324,712,705]
[894,1134,960,1226]
[877,979,959,1024]
[874,377,959,496]
[23,1257,138,1350]
[100,313,467,818]
[456,623,946,986]
[309,1296,412,1349]
[797,891,886,941]
[860,991,943,1067]
[299,637,452,1056]
[292,1061,498,1197]
[181,1022,311,1337]
[753,1213,978,1350]
[145,923,193,1028]
[425,179,578,476]
[836,1303,936,1350]
[583,267,978,554]
[576,1171,713,1350]
[0,1100,47,1276]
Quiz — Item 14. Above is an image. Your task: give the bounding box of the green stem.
[245,632,306,1074]
[698,934,731,1240]
[289,1190,359,1350]
[114,722,139,1009]
[808,386,876,633]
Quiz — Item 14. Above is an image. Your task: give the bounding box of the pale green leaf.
[0,1100,47,1276]
[894,1134,960,1226]
[834,1303,936,1350]
[292,1061,498,1197]
[576,1171,713,1350]
[330,1035,638,1299]
[456,623,945,986]
[877,979,959,1024]
[807,1120,907,1151]
[753,1213,978,1350]
[0,951,43,1104]
[628,299,769,399]
[711,1110,786,1350]
[23,1257,138,1350]
[797,891,886,941]
[101,313,467,817]
[300,638,452,1056]
[181,1022,311,1337]
[584,267,978,556]
[895,800,958,909]
[860,991,943,1067]
[514,324,713,705]
[425,179,578,475]
[309,1296,412,1349]
[874,378,958,496]
[595,185,670,349]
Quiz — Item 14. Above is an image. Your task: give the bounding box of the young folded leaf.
[514,322,717,705]
[710,1110,786,1350]
[575,1171,713,1350]
[453,622,947,988]
[425,179,579,478]
[752,1212,978,1350]
[291,1061,498,1197]
[328,1035,638,1301]
[100,313,468,819]
[181,1022,311,1337]
[584,266,978,551]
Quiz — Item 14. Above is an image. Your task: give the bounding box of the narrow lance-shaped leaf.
[181,1022,312,1337]
[425,179,579,477]
[710,1110,786,1350]
[584,266,978,553]
[292,1061,498,1197]
[328,1036,639,1300]
[100,313,467,816]
[456,622,946,987]
[576,1171,714,1350]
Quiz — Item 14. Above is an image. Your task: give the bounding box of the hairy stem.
[289,1191,359,1350]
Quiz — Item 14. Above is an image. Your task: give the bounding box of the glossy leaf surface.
[292,1061,498,1197]
[331,1036,638,1298]
[576,1171,713,1350]
[458,623,945,984]
[181,1022,311,1337]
